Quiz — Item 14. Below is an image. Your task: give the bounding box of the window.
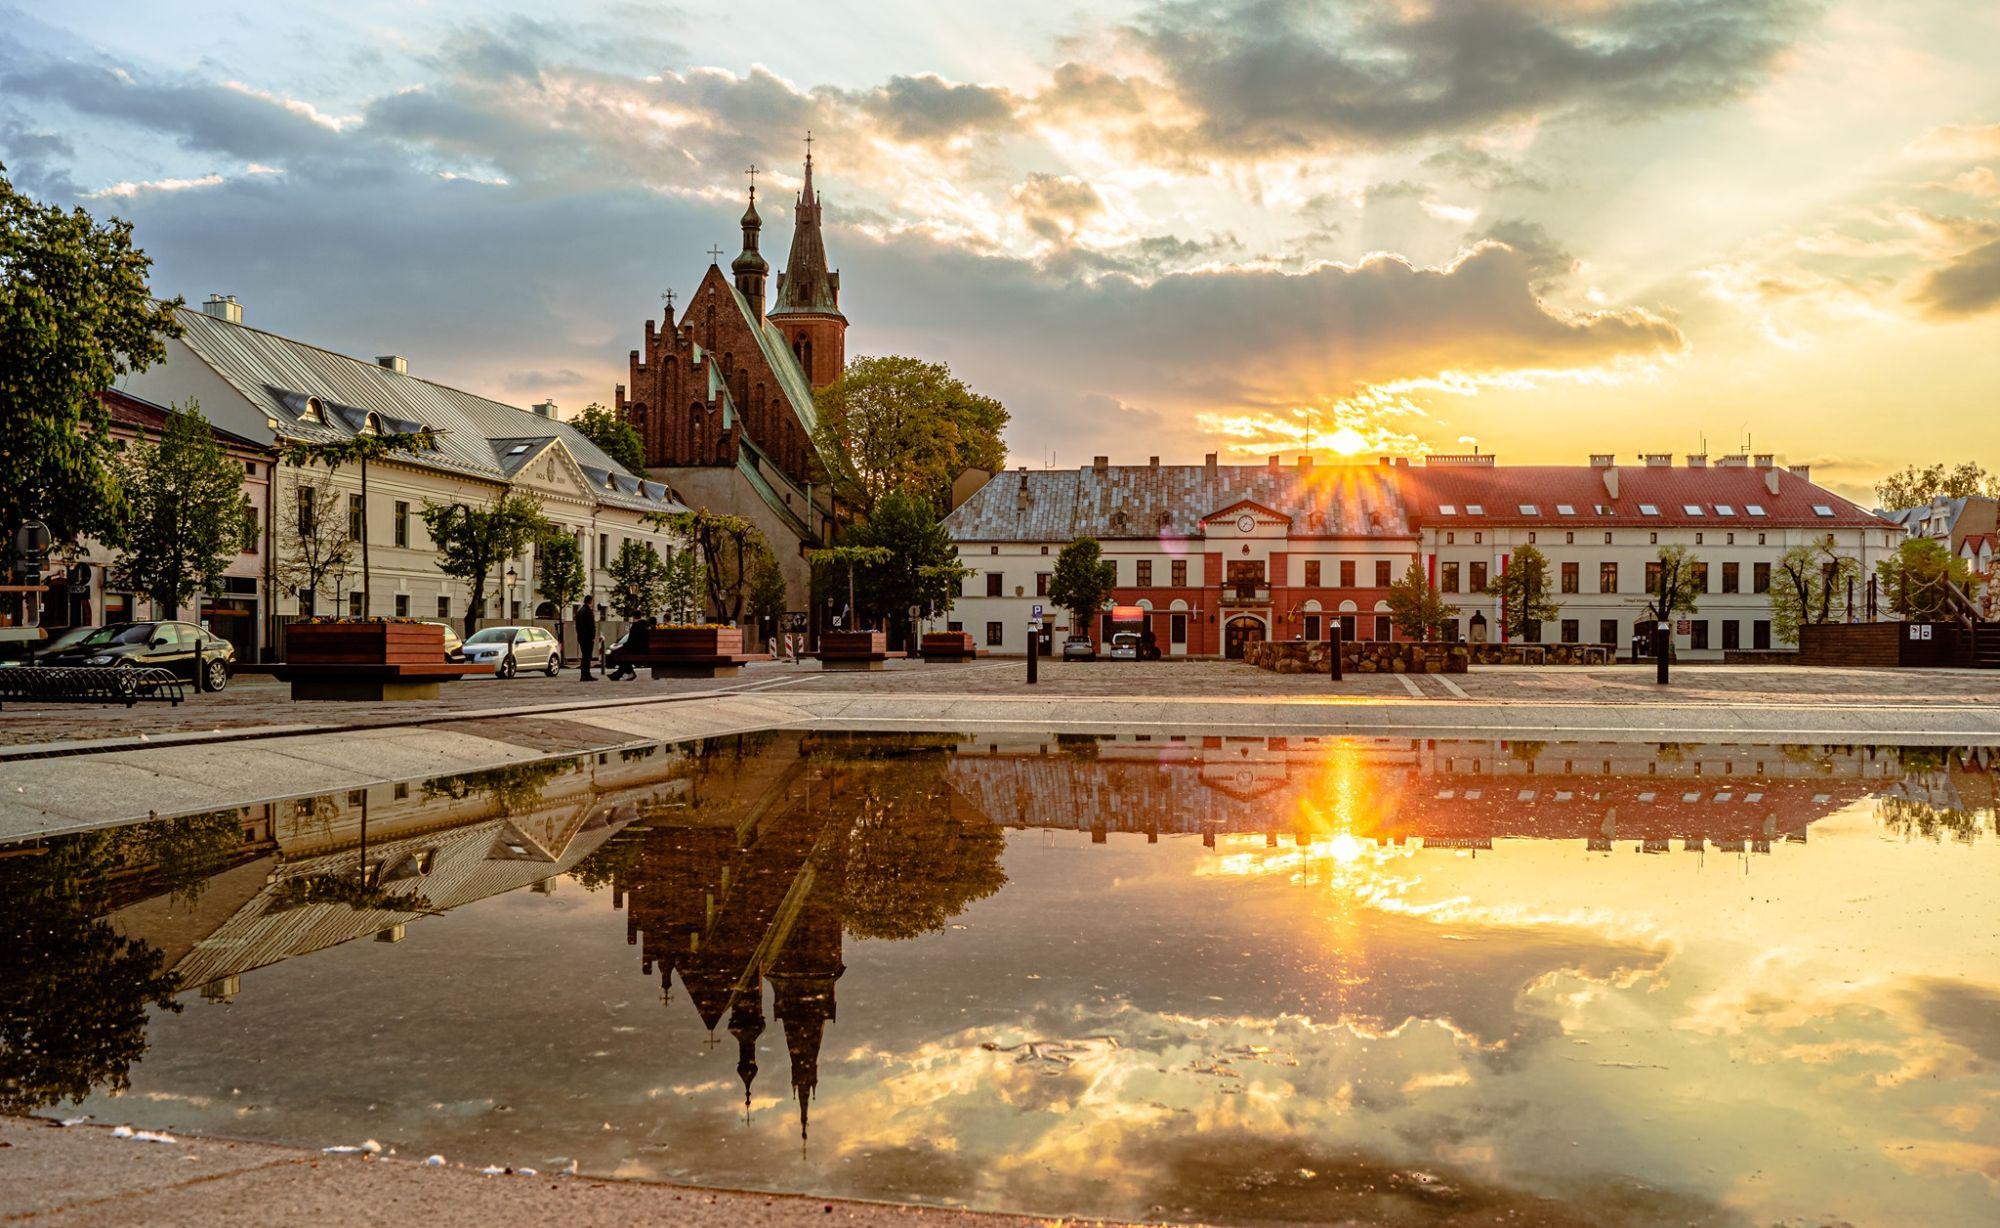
[985,621,1004,647]
[1690,620,1710,650]
[1469,561,1487,591]
[1527,532,1537,544]
[1565,532,1574,544]
[1599,618,1618,646]
[1303,614,1321,641]
[1560,618,1579,644]
[1813,505,1835,517]
[1305,560,1321,586]
[1721,562,1740,593]
[1136,560,1153,587]
[1171,614,1188,644]
[1556,504,1575,516]
[1172,559,1188,587]
[597,533,609,567]
[1650,532,1658,545]
[1715,504,1734,516]
[1684,504,1704,516]
[1746,505,1767,517]
[393,501,409,547]
[1560,562,1579,593]
[1465,504,1485,515]
[1441,562,1460,593]
[1603,532,1613,545]
[438,595,450,618]
[1438,504,1457,515]
[394,594,410,617]
[1695,532,1703,545]
[1374,560,1391,586]
[1757,532,1766,546]
[985,572,1004,597]
[1722,620,1740,650]
[1036,572,1050,597]
[1646,561,1662,592]
[348,494,364,540]
[1753,619,1771,650]
[990,545,999,555]
[1374,614,1392,641]
[1339,614,1357,642]
[241,499,258,552]
[1753,562,1771,593]
[1600,561,1618,593]
[1639,503,1660,516]
[1446,531,1455,544]
[349,591,363,617]
[1340,560,1356,587]
[1691,562,1709,592]
[1519,504,1539,515]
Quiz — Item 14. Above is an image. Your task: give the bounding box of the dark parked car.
[39,621,236,691]
[417,618,466,662]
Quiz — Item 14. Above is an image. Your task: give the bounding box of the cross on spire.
[660,287,675,311]
[706,244,724,264]
[746,162,759,192]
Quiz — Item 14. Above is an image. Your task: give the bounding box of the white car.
[1108,631,1144,661]
[461,625,561,678]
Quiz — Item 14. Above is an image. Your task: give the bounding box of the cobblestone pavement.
[3,658,1995,751]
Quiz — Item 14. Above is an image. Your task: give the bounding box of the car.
[38,621,237,691]
[461,625,561,678]
[1108,631,1144,661]
[1061,635,1097,661]
[416,618,465,662]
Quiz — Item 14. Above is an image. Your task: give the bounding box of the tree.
[1049,537,1118,633]
[280,430,436,617]
[810,545,893,628]
[1484,543,1560,641]
[573,402,646,475]
[605,539,669,620]
[811,355,1009,514]
[1641,544,1704,625]
[1769,536,1861,645]
[1385,560,1460,641]
[655,508,769,626]
[274,471,353,616]
[1877,537,1974,622]
[419,490,551,635]
[661,549,707,625]
[534,531,586,648]
[109,400,256,619]
[840,490,974,649]
[1874,461,1994,510]
[745,547,788,633]
[1,169,184,576]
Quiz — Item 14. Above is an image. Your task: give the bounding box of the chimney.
[1204,452,1218,476]
[1149,456,1160,468]
[376,355,408,375]
[1016,472,1030,510]
[1716,453,1749,467]
[531,400,556,418]
[1754,453,1775,468]
[1298,455,1313,468]
[201,293,242,324]
[1267,455,1280,471]
[1788,463,1811,483]
[1092,455,1109,473]
[1643,452,1672,467]
[1602,466,1619,500]
[1686,453,1708,468]
[1765,468,1782,496]
[1589,453,1615,468]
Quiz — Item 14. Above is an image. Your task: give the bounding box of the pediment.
[506,439,595,503]
[1200,499,1291,527]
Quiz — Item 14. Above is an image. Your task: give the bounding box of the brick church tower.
[768,143,846,390]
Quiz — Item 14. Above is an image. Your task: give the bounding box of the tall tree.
[1769,536,1861,644]
[809,545,893,628]
[1385,560,1460,641]
[274,472,353,617]
[280,430,436,617]
[1642,544,1704,623]
[0,168,183,567]
[419,490,551,635]
[109,401,256,619]
[661,549,707,625]
[605,540,669,621]
[654,508,769,626]
[534,531,586,649]
[1049,537,1118,635]
[573,402,647,474]
[1484,543,1560,641]
[839,490,974,649]
[1874,462,1994,510]
[811,355,1009,514]
[1877,537,1974,621]
[745,547,788,635]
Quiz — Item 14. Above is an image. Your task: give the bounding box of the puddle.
[3,732,1998,1225]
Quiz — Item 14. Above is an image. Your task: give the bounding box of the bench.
[271,661,494,701]
[611,626,771,678]
[917,631,979,663]
[276,620,491,699]
[0,665,187,709]
[817,630,904,671]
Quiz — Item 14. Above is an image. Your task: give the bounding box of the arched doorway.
[1224,615,1266,660]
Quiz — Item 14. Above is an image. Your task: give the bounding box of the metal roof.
[945,464,1413,542]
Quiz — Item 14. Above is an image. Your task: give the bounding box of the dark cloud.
[1009,171,1102,242]
[0,112,78,197]
[1425,142,1554,192]
[1913,237,2000,317]
[1478,218,1575,290]
[1125,0,1817,154]
[854,74,1017,143]
[501,368,592,394]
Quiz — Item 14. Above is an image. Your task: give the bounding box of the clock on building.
[1236,513,1256,533]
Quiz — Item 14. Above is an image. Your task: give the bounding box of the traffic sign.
[1031,603,1043,618]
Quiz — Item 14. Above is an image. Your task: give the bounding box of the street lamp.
[505,566,519,588]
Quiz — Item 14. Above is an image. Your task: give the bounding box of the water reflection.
[2,734,1997,1225]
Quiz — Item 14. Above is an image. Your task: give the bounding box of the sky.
[4,0,1999,504]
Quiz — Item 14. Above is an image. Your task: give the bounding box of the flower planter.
[640,626,743,657]
[919,631,977,662]
[287,620,444,666]
[819,629,892,671]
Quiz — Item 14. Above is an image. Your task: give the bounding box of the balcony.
[1220,585,1270,606]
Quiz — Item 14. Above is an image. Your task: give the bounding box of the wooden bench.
[817,630,904,671]
[917,631,979,663]
[273,660,493,701]
[277,621,489,700]
[612,626,771,678]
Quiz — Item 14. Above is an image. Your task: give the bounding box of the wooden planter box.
[919,631,977,661]
[287,620,444,665]
[640,626,744,656]
[822,630,887,656]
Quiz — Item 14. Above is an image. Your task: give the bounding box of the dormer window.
[300,396,325,424]
[361,412,382,435]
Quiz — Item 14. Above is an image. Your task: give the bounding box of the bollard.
[1654,621,1670,685]
[1328,626,1343,683]
[1026,628,1038,685]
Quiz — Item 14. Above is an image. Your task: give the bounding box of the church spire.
[770,132,847,389]
[732,164,768,321]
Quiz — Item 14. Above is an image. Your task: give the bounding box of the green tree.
[1049,537,1118,634]
[274,471,352,616]
[654,508,770,625]
[1769,536,1861,645]
[1874,461,1994,510]
[605,539,669,620]
[280,430,436,616]
[419,490,551,635]
[109,400,256,619]
[1641,544,1704,630]
[745,546,788,632]
[841,490,974,649]
[809,545,893,628]
[661,548,707,625]
[1385,559,1460,641]
[1877,537,1974,621]
[534,531,586,647]
[1484,543,1560,641]
[811,355,1009,514]
[573,402,646,474]
[1,167,183,570]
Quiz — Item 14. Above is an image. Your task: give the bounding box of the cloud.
[1913,237,2000,317]
[1906,121,2000,161]
[853,74,1017,143]
[0,112,77,197]
[1009,172,1103,243]
[85,172,226,198]
[1119,0,1818,156]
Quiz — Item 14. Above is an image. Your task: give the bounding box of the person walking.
[575,594,599,681]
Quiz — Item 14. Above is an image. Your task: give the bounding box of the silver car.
[461,625,561,678]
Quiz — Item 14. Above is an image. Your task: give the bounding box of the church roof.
[944,464,1413,542]
[722,278,820,437]
[771,154,842,319]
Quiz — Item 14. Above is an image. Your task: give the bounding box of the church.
[613,143,845,604]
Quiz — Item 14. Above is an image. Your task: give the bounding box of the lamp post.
[505,566,519,622]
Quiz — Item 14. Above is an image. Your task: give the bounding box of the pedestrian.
[576,594,599,681]
[609,615,652,681]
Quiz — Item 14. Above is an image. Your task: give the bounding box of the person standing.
[575,594,599,681]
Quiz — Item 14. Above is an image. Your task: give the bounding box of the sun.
[1318,426,1371,456]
